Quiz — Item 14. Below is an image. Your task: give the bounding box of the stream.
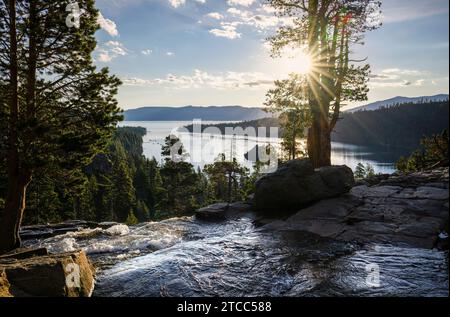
[24,216,449,297]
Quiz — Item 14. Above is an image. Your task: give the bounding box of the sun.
[295,51,313,75]
[279,48,313,75]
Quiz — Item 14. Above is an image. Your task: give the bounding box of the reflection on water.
[120,121,411,174]
[331,142,411,174]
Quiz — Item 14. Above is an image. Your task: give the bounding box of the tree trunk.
[0,0,28,254]
[0,171,32,254]
[227,172,232,204]
[307,114,332,168]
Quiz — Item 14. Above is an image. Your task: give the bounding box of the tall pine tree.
[0,0,121,253]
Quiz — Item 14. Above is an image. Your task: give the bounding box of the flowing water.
[25,216,449,297]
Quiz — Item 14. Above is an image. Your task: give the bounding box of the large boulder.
[254,159,354,214]
[195,203,229,220]
[0,250,95,297]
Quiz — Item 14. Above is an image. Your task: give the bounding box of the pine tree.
[110,142,136,222]
[0,0,122,253]
[159,135,200,215]
[135,200,150,222]
[354,163,366,179]
[204,154,249,204]
[365,164,375,178]
[265,74,311,160]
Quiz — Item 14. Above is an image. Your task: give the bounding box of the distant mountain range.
[123,106,270,121]
[123,94,449,121]
[346,94,449,113]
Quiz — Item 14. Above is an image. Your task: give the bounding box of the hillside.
[184,101,449,151]
[124,106,271,121]
[346,94,448,113]
[333,101,449,149]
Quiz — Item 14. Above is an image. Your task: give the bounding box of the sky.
[93,0,449,110]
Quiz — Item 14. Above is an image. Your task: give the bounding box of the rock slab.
[263,168,449,249]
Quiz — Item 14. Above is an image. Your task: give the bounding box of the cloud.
[370,68,427,84]
[122,69,274,90]
[168,0,206,8]
[166,52,175,56]
[206,5,293,40]
[142,49,153,55]
[168,0,185,8]
[209,23,242,39]
[227,0,256,7]
[206,12,224,20]
[97,12,119,36]
[369,68,431,88]
[381,68,424,76]
[96,41,129,63]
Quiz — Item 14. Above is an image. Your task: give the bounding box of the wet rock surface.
[20,220,120,241]
[264,168,449,249]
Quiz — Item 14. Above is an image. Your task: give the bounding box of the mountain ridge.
[346,94,449,113]
[123,105,270,121]
[123,94,449,121]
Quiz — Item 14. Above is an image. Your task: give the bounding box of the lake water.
[120,121,409,174]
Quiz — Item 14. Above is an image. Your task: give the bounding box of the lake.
[120,121,410,174]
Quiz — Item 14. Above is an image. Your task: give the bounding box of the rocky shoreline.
[1,162,448,297]
[198,164,449,250]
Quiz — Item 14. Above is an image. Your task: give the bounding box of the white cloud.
[370,68,428,88]
[122,69,274,90]
[169,0,185,8]
[369,80,413,88]
[168,0,206,8]
[227,0,256,7]
[142,49,153,55]
[98,53,113,63]
[97,12,119,37]
[381,68,424,76]
[209,23,241,39]
[96,41,129,63]
[206,12,224,20]
[209,5,292,40]
[166,52,175,56]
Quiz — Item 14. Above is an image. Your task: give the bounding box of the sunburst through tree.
[267,0,382,168]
